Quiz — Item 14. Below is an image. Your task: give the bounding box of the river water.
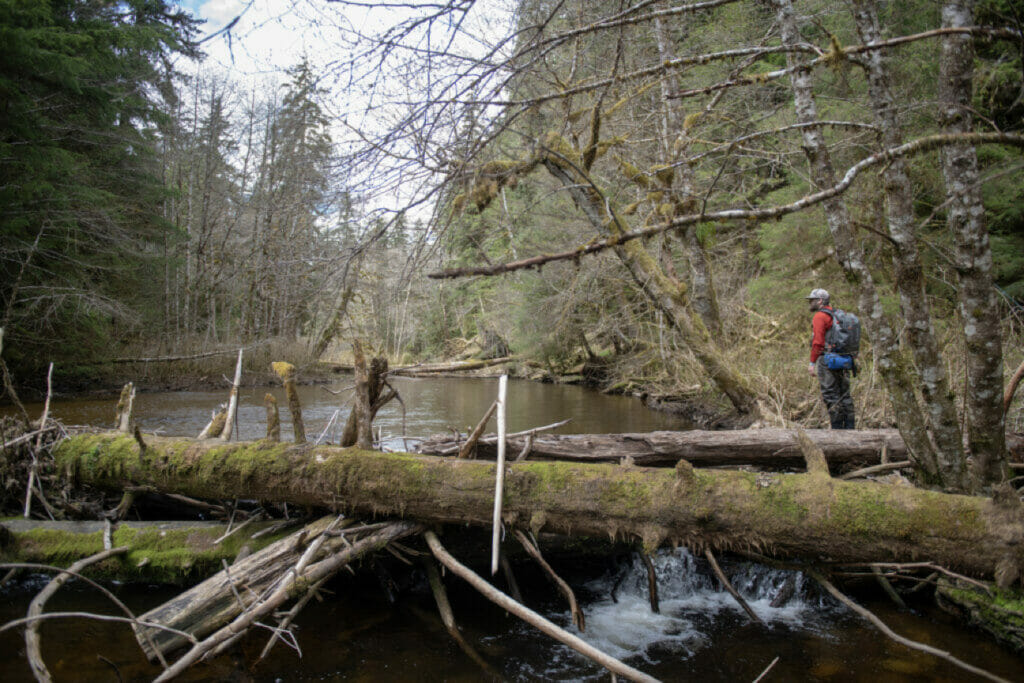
[2,376,1022,681]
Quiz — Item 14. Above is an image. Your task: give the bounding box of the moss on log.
[0,520,295,584]
[53,432,1024,580]
[936,578,1024,654]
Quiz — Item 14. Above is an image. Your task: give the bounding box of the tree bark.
[849,0,968,490]
[55,432,1024,580]
[773,0,942,482]
[653,13,722,337]
[340,343,387,448]
[417,428,1024,471]
[937,0,1009,488]
[133,516,337,660]
[540,155,759,416]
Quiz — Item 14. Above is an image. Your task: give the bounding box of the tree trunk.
[773,0,941,482]
[849,0,969,490]
[540,156,759,416]
[55,432,1024,580]
[340,344,387,448]
[416,428,1024,471]
[652,13,723,338]
[937,0,1009,489]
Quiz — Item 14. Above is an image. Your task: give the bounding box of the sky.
[169,1,515,222]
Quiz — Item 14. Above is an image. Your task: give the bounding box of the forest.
[1,0,1024,680]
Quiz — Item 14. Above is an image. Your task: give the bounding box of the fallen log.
[133,516,339,660]
[54,432,1024,580]
[0,519,297,583]
[415,428,1024,472]
[390,356,515,376]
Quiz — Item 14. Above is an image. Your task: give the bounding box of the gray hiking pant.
[816,357,855,429]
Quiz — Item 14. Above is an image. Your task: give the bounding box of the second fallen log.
[416,428,1024,472]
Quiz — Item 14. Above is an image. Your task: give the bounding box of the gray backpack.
[823,308,861,357]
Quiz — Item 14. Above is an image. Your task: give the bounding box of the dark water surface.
[3,377,1023,680]
[22,375,692,445]
[2,548,1022,682]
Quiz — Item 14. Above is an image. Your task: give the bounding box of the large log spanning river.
[2,376,1022,680]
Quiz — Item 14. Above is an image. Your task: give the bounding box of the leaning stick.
[1004,357,1024,416]
[458,400,497,459]
[258,575,329,661]
[807,569,1009,683]
[704,549,763,625]
[425,531,658,683]
[26,547,130,682]
[1,426,57,450]
[116,381,135,433]
[425,418,571,455]
[219,348,243,441]
[424,559,499,677]
[23,363,53,519]
[641,553,660,615]
[491,375,508,576]
[515,530,585,631]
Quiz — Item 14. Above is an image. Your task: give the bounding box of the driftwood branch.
[154,521,422,682]
[808,569,1008,683]
[424,559,500,677]
[26,547,131,682]
[839,460,913,480]
[458,401,497,459]
[23,363,53,519]
[514,530,585,631]
[219,349,243,442]
[425,530,658,683]
[704,549,763,625]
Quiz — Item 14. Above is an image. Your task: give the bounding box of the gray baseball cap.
[804,288,829,300]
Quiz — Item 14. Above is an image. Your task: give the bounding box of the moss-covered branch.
[53,432,1024,581]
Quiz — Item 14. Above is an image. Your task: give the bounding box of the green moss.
[2,523,296,585]
[939,579,1024,654]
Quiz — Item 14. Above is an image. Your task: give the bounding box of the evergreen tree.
[0,0,197,368]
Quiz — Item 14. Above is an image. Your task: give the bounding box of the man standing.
[806,288,855,429]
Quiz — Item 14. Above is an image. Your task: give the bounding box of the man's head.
[805,287,830,311]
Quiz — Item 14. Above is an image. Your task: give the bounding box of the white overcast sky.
[172,1,514,215]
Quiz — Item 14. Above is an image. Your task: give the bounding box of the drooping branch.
[428,131,1024,280]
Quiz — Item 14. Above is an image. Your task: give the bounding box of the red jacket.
[810,306,834,362]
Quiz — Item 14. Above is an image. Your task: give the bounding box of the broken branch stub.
[272,362,305,444]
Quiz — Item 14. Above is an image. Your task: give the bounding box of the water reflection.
[13,375,692,444]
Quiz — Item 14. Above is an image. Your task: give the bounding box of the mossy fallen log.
[0,519,296,584]
[936,578,1024,655]
[53,432,1024,580]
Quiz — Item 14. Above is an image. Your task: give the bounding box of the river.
[2,376,1022,681]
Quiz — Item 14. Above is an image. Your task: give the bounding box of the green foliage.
[0,0,198,371]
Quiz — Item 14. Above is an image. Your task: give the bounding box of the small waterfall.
[513,548,837,679]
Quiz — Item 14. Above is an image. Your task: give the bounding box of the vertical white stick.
[24,362,53,518]
[491,374,508,576]
[220,348,244,441]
